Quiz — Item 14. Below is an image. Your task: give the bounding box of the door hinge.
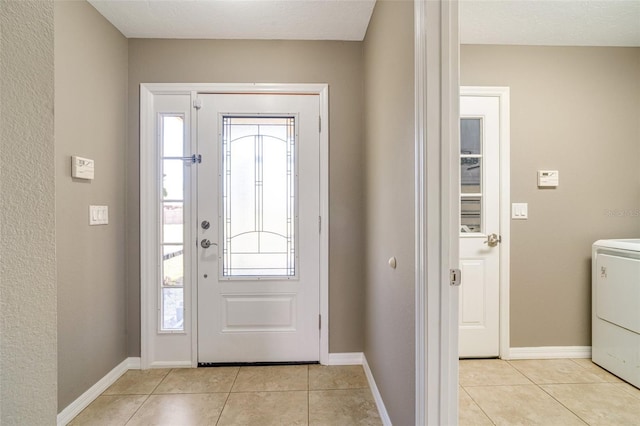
[450,268,462,286]
[319,315,322,330]
[319,116,321,133]
[193,99,202,110]
[318,216,321,233]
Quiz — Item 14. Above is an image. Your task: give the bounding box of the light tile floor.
[69,365,382,426]
[460,358,640,426]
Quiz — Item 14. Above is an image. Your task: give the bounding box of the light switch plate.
[89,205,108,225]
[512,203,528,219]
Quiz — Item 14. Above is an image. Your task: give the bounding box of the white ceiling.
[88,0,640,46]
[87,0,376,41]
[460,0,640,47]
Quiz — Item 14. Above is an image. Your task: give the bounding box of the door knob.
[201,239,216,249]
[484,233,502,247]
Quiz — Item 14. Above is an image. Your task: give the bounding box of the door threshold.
[458,356,500,360]
[198,361,320,367]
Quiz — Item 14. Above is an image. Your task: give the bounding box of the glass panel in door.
[460,118,483,233]
[221,116,297,278]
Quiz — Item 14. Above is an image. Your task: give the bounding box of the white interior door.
[197,93,320,363]
[459,95,501,358]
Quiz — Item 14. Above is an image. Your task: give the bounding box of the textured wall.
[363,1,415,424]
[0,0,58,423]
[127,39,365,354]
[461,45,640,347]
[55,0,129,410]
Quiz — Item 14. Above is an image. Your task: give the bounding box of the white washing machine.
[592,239,640,388]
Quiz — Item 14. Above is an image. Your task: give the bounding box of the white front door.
[196,93,320,363]
[459,94,501,358]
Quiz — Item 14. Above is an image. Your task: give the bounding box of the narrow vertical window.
[221,116,297,278]
[160,115,185,331]
[460,118,483,233]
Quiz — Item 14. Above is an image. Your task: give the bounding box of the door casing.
[460,86,511,359]
[140,83,330,368]
[414,1,460,424]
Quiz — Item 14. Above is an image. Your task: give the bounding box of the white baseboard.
[128,357,141,369]
[57,357,137,426]
[362,355,392,426]
[148,360,192,368]
[327,352,364,365]
[508,346,592,360]
[327,353,391,424]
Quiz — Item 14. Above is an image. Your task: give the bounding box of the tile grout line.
[215,367,241,426]
[460,385,497,426]
[534,382,591,425]
[508,359,613,384]
[149,368,173,395]
[507,359,621,386]
[122,394,152,426]
[615,383,640,401]
[566,359,616,383]
[568,358,586,369]
[506,360,595,425]
[151,390,246,395]
[505,359,534,382]
[122,369,173,426]
[569,358,628,385]
[228,366,243,393]
[223,389,310,394]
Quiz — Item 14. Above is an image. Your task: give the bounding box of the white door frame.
[460,86,511,360]
[414,1,460,424]
[140,83,330,368]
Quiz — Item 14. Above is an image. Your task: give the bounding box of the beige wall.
[461,45,640,347]
[55,1,129,410]
[0,0,58,422]
[127,39,365,354]
[363,1,415,424]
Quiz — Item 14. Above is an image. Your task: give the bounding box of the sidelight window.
[160,115,185,331]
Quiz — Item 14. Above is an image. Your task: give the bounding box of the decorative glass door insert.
[221,116,297,278]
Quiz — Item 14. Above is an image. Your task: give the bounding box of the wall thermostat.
[538,170,559,187]
[72,156,94,180]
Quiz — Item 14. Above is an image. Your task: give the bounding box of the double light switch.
[89,205,108,225]
[512,203,528,219]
